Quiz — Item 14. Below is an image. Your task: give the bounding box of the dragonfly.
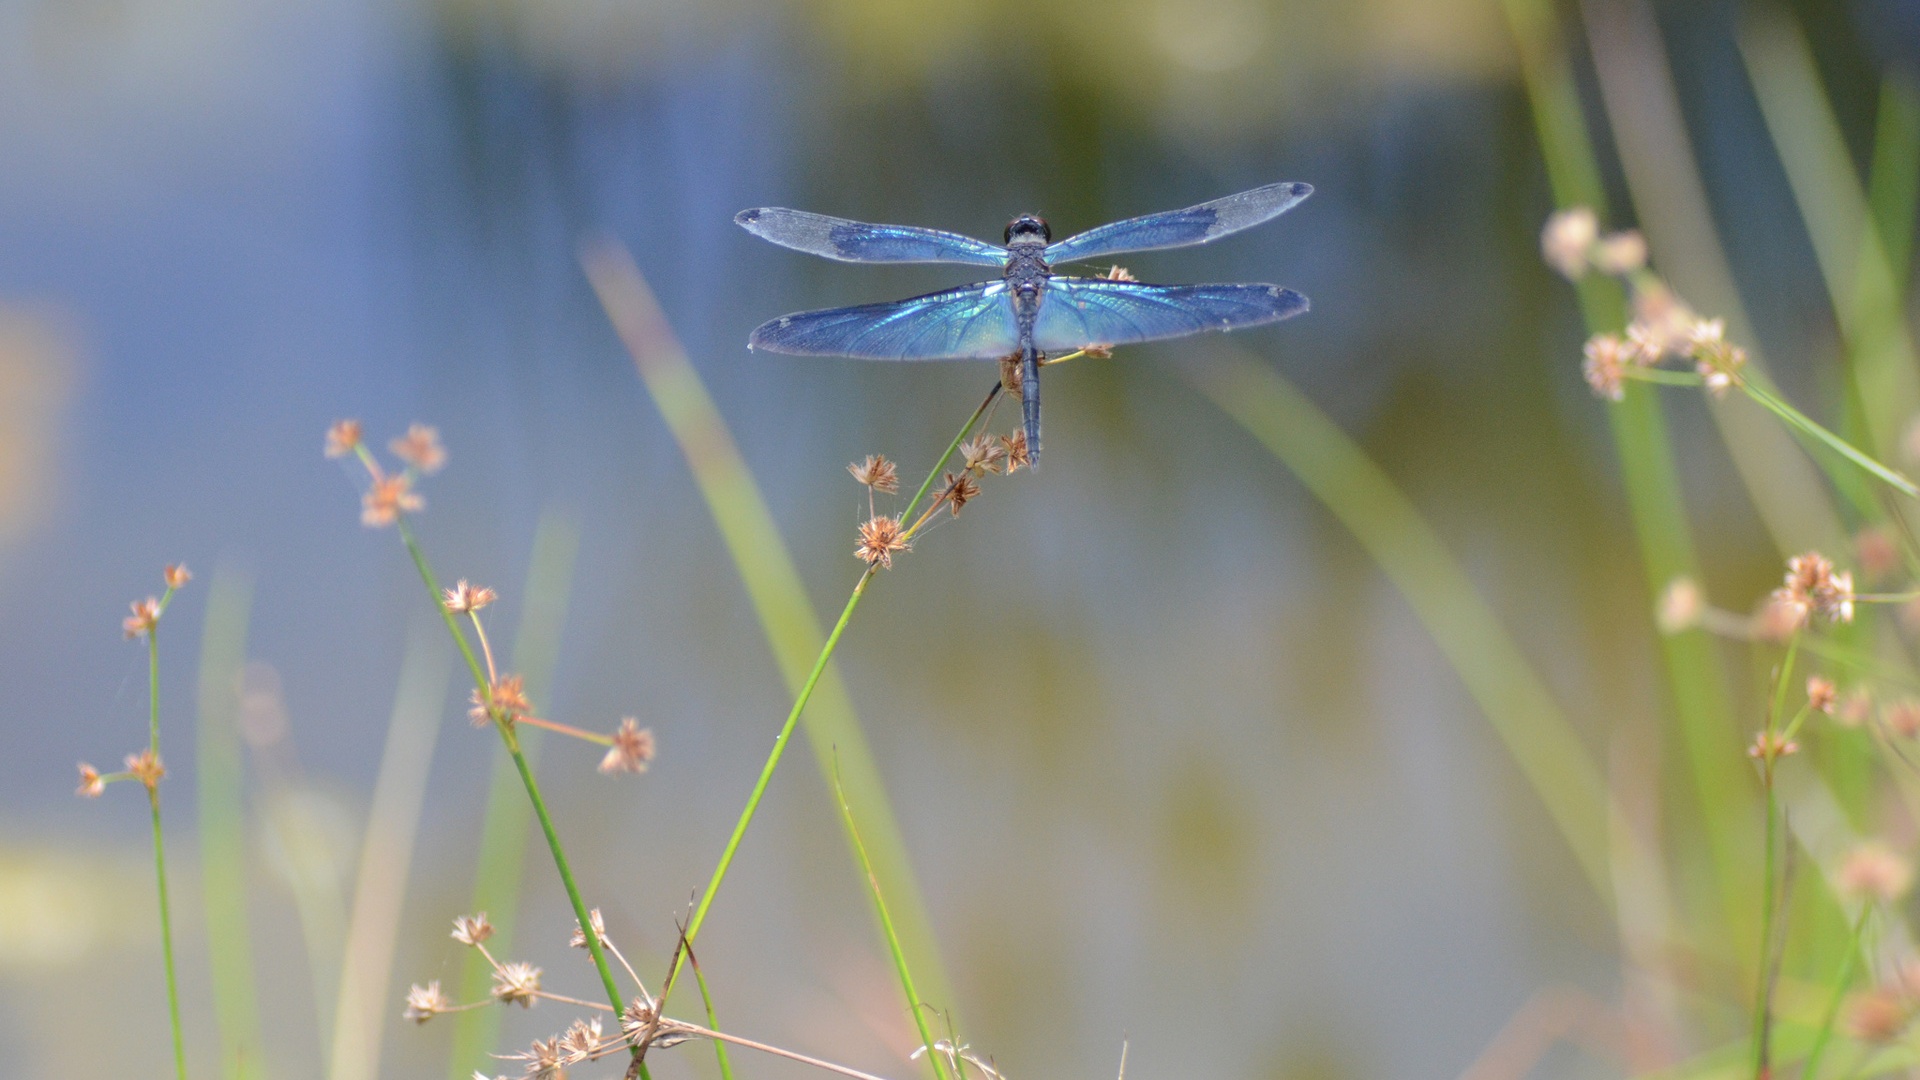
[736,181,1312,465]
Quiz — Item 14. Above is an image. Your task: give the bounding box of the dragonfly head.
[1004,215,1051,245]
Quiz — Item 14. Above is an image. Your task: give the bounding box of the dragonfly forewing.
[735,208,1009,266]
[1043,182,1312,265]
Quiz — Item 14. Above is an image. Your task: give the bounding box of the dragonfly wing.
[748,281,1020,360]
[735,207,1009,266]
[1032,279,1309,352]
[1043,182,1312,264]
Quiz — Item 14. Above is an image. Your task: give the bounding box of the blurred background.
[0,0,1902,1077]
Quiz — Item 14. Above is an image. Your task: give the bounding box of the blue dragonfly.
[736,181,1312,465]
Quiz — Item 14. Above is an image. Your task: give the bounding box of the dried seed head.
[1581,333,1629,402]
[560,1017,603,1063]
[441,580,498,614]
[503,1034,565,1078]
[848,454,900,494]
[123,597,161,640]
[1839,842,1914,903]
[1779,552,1855,625]
[1686,318,1746,396]
[855,515,910,569]
[404,981,451,1024]
[622,997,657,1040]
[1757,591,1810,642]
[1000,428,1031,473]
[490,961,541,1007]
[1540,207,1598,280]
[325,419,363,459]
[389,423,447,474]
[570,908,608,949]
[961,434,1007,475]
[598,718,655,775]
[1656,577,1703,635]
[1593,230,1648,275]
[451,912,495,946]
[361,474,423,528]
[163,564,192,590]
[76,762,104,798]
[1103,265,1138,282]
[1807,675,1837,715]
[125,749,165,789]
[940,472,982,517]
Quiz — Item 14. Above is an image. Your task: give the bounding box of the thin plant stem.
[390,515,646,1075]
[690,954,736,1080]
[1741,380,1919,497]
[663,378,1006,1002]
[1752,633,1800,1080]
[834,765,951,1080]
[145,596,189,1080]
[1802,907,1873,1080]
[668,1020,899,1080]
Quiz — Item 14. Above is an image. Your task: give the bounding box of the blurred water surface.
[0,0,1882,1077]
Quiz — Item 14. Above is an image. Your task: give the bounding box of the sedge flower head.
[1656,577,1703,634]
[1845,988,1910,1043]
[560,1017,603,1064]
[1856,525,1902,581]
[570,908,608,949]
[125,749,164,789]
[855,515,910,569]
[1582,334,1629,401]
[961,434,1007,475]
[848,455,900,494]
[1747,731,1798,760]
[441,580,497,614]
[1887,699,1920,738]
[1103,265,1138,282]
[469,675,530,727]
[1540,207,1598,280]
[1837,689,1874,729]
[503,1035,564,1078]
[598,718,655,775]
[1807,675,1837,715]
[1839,842,1914,903]
[361,474,423,528]
[325,419,363,459]
[451,912,495,945]
[1593,230,1648,274]
[123,597,160,639]
[940,471,982,517]
[403,981,450,1024]
[163,564,192,590]
[490,961,541,1007]
[76,762,104,798]
[1000,428,1031,473]
[389,423,446,474]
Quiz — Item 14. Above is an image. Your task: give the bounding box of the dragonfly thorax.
[1004,215,1050,244]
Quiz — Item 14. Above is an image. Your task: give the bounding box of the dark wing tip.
[734,208,765,227]
[1286,182,1313,200]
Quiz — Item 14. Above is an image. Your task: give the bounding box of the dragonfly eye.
[1004,215,1051,244]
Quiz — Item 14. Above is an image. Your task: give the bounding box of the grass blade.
[196,568,262,1080]
[329,621,454,1080]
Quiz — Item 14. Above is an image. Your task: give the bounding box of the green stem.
[1752,635,1799,1080]
[392,518,646,1075]
[1741,380,1919,497]
[690,959,736,1080]
[147,624,189,1080]
[664,379,1004,1001]
[833,767,951,1080]
[1802,908,1873,1080]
